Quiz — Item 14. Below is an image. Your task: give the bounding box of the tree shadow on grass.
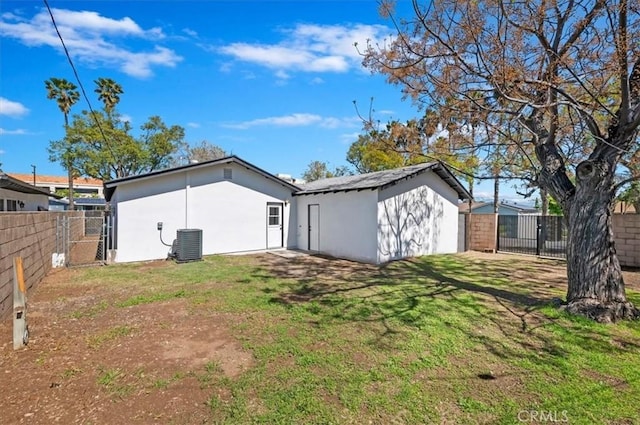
[256,253,640,367]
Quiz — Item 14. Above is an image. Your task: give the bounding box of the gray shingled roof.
[295,162,472,200]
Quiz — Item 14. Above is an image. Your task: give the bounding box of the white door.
[267,203,283,249]
[308,204,319,251]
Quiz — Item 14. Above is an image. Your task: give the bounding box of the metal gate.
[56,211,111,267]
[497,215,566,258]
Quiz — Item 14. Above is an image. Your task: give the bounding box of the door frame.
[308,204,319,251]
[266,202,284,249]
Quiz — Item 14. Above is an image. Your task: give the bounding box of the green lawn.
[63,253,640,424]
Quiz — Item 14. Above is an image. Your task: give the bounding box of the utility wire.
[43,0,109,145]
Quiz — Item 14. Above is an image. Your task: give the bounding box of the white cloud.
[183,28,198,38]
[0,97,29,117]
[310,77,325,85]
[0,8,181,78]
[187,122,200,128]
[0,128,28,135]
[217,23,391,76]
[118,114,132,123]
[340,132,361,144]
[223,113,322,129]
[222,113,360,130]
[275,70,290,80]
[218,62,233,73]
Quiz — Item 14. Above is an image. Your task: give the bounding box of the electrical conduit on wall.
[185,171,190,228]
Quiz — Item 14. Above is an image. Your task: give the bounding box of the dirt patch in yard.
[1,252,639,424]
[0,267,253,424]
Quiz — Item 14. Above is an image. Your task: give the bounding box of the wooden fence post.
[13,257,28,350]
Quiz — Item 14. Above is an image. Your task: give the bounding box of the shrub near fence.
[0,211,83,319]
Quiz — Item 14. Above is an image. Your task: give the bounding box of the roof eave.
[0,174,57,197]
[103,156,301,202]
[295,162,473,201]
[431,163,473,201]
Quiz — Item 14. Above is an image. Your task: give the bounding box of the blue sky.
[0,0,518,201]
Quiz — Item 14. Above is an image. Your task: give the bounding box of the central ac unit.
[173,229,202,262]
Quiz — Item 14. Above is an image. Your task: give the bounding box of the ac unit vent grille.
[175,229,202,262]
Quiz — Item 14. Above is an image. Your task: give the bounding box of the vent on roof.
[173,229,202,262]
[223,168,232,179]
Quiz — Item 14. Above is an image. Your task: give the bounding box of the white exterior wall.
[377,170,459,263]
[111,163,296,263]
[295,190,378,263]
[0,188,49,211]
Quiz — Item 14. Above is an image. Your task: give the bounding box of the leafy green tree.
[536,194,563,215]
[301,161,351,182]
[172,141,227,166]
[364,0,640,321]
[50,78,185,182]
[618,181,640,214]
[348,111,480,203]
[45,77,80,210]
[94,78,123,119]
[139,116,185,172]
[346,130,405,173]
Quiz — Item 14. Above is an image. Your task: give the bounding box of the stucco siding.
[296,190,378,263]
[112,163,296,263]
[114,174,187,263]
[377,170,459,263]
[186,164,296,254]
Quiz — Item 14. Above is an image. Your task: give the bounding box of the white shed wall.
[295,190,378,263]
[112,163,296,263]
[377,170,459,263]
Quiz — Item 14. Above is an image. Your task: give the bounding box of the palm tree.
[45,78,80,210]
[94,78,123,118]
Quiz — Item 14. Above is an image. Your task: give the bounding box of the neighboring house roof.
[458,201,484,213]
[9,173,103,187]
[75,198,106,206]
[459,200,538,214]
[295,162,472,200]
[104,155,301,201]
[0,172,59,197]
[50,197,105,206]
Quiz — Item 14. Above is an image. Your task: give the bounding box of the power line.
[43,0,109,145]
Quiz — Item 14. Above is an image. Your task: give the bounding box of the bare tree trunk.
[67,163,74,211]
[493,174,499,213]
[564,160,639,322]
[63,115,75,211]
[540,187,549,216]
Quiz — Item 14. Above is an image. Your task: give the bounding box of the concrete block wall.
[613,214,640,268]
[465,212,639,268]
[0,211,83,319]
[468,213,497,252]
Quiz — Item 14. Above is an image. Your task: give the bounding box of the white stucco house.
[295,162,471,263]
[104,156,471,264]
[104,156,299,263]
[0,173,52,211]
